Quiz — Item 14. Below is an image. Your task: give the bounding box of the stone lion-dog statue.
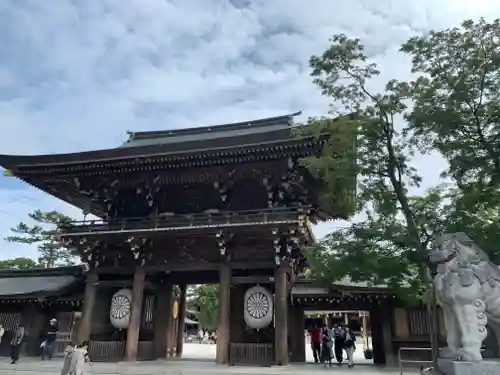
[429,232,500,362]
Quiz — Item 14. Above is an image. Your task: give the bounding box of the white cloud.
[0,0,498,258]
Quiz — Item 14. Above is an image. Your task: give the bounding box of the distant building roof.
[0,266,84,298]
[291,277,391,297]
[185,317,199,325]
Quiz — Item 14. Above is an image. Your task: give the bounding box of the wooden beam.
[154,283,173,359]
[94,280,157,290]
[176,285,187,358]
[125,267,145,361]
[77,271,97,344]
[274,262,289,366]
[231,276,273,284]
[216,262,231,365]
[94,260,275,275]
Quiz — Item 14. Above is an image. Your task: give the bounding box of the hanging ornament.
[110,288,132,329]
[244,286,274,329]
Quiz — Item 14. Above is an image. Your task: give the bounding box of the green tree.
[307,186,453,298]
[189,284,219,331]
[402,18,500,213]
[5,210,76,268]
[0,257,38,269]
[304,19,500,294]
[400,18,500,261]
[303,34,428,292]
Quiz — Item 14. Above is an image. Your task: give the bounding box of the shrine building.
[0,114,441,366]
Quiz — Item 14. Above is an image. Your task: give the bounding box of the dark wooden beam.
[125,267,145,361]
[231,276,273,284]
[274,262,289,366]
[95,280,157,290]
[216,262,231,364]
[76,271,97,344]
[94,260,275,275]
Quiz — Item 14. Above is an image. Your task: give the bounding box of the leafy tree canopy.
[0,257,39,269]
[5,210,77,268]
[303,18,500,297]
[188,284,219,331]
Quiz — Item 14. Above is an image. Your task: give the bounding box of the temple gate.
[0,113,352,365]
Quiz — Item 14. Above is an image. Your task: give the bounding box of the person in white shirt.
[344,326,357,367]
[0,324,5,345]
[320,324,333,367]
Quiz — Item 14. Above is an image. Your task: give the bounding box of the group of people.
[197,329,217,344]
[59,341,90,375]
[0,317,90,375]
[308,323,356,368]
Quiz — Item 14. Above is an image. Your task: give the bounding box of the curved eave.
[0,115,303,170]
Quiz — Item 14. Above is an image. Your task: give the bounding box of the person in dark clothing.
[308,324,322,363]
[41,318,58,360]
[333,324,346,365]
[10,325,24,364]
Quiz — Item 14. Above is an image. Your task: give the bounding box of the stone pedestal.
[438,358,500,375]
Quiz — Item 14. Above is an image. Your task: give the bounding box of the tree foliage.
[403,18,500,194]
[303,34,427,293]
[188,284,219,331]
[5,210,76,268]
[0,257,38,269]
[303,18,500,295]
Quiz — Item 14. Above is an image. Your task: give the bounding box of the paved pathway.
[0,359,416,375]
[0,342,420,374]
[183,342,374,365]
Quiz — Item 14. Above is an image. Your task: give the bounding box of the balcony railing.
[60,206,309,236]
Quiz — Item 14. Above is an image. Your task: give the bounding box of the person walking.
[68,341,90,375]
[320,324,333,367]
[60,342,75,375]
[344,326,357,368]
[308,323,322,364]
[10,324,25,364]
[197,329,203,344]
[333,324,346,366]
[41,318,58,360]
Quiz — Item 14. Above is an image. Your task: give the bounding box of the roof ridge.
[0,265,84,278]
[126,112,301,142]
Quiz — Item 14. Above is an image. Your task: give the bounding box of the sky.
[0,0,498,261]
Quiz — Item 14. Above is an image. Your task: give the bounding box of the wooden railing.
[88,340,125,362]
[88,340,155,361]
[60,207,308,235]
[229,343,274,366]
[137,341,155,361]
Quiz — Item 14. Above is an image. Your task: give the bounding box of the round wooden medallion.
[172,301,179,319]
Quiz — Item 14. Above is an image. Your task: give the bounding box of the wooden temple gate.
[0,113,356,365]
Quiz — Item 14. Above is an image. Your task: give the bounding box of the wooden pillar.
[370,301,395,366]
[125,267,145,361]
[274,263,288,366]
[229,285,245,343]
[176,285,187,358]
[288,302,297,362]
[296,309,306,363]
[77,271,97,344]
[216,262,231,365]
[154,282,173,359]
[288,303,305,363]
[382,305,396,367]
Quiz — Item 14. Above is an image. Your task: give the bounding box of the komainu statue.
[429,233,500,362]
